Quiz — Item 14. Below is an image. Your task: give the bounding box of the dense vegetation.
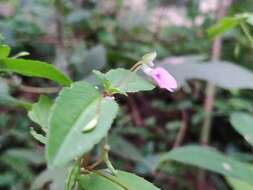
[1,1,253,190]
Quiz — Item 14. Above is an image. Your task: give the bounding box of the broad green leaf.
[79,170,160,190]
[46,81,118,168]
[160,61,253,90]
[230,112,253,147]
[65,162,80,190]
[227,177,253,190]
[28,95,53,131]
[159,145,253,185]
[208,17,240,38]
[0,58,72,86]
[103,68,154,94]
[0,44,10,58]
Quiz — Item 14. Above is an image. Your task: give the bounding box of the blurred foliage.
[1,0,253,190]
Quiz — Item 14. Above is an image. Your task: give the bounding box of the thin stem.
[19,85,60,94]
[200,84,216,145]
[197,0,229,189]
[130,61,143,72]
[104,152,117,175]
[173,110,188,148]
[86,137,117,176]
[4,78,60,94]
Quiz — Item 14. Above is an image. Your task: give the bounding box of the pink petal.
[151,67,177,92]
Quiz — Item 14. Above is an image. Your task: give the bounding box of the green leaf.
[246,14,253,26]
[0,94,32,110]
[161,61,253,90]
[28,95,53,131]
[227,177,253,190]
[4,148,44,164]
[208,17,240,38]
[30,127,47,144]
[103,68,154,94]
[93,70,124,95]
[159,145,253,185]
[65,162,80,190]
[0,44,11,58]
[0,58,72,86]
[78,170,160,190]
[230,112,253,147]
[46,81,119,168]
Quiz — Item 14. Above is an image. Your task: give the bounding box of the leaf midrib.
[48,94,100,166]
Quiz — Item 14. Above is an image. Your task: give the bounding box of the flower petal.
[151,67,177,92]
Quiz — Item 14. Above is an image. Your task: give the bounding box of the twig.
[128,95,143,126]
[173,110,188,148]
[4,78,61,94]
[19,84,60,94]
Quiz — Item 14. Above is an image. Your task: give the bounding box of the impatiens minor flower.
[141,52,177,92]
[150,67,177,92]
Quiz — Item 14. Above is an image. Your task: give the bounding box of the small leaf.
[0,58,72,86]
[30,127,47,144]
[78,170,160,190]
[0,44,11,58]
[46,81,119,168]
[93,70,125,95]
[208,17,240,38]
[230,112,253,147]
[142,52,157,64]
[159,145,253,185]
[28,95,53,132]
[103,68,154,94]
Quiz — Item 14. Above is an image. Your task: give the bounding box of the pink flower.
[140,52,177,92]
[151,67,177,92]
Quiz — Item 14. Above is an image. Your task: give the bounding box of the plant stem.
[198,1,229,189]
[173,110,188,148]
